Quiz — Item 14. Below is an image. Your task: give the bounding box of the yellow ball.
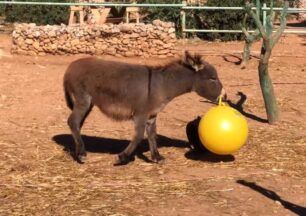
[198,105,248,155]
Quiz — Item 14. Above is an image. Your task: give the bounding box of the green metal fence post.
[181,1,187,39]
[263,3,267,30]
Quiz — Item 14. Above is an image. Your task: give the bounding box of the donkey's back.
[64,57,151,121]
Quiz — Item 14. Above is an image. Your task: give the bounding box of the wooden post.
[69,6,84,25]
[125,7,140,23]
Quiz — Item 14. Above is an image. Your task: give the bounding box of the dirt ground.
[0,32,305,216]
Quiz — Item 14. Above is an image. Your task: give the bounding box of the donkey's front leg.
[114,115,147,166]
[146,116,164,163]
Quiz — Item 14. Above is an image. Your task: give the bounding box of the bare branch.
[266,12,275,36]
[245,2,268,40]
[272,1,289,48]
[249,30,261,42]
[241,13,250,37]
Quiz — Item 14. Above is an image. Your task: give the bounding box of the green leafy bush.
[138,0,182,35]
[192,0,252,41]
[0,4,6,17]
[138,0,255,40]
[4,0,69,25]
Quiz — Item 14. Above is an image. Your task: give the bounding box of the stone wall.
[11,20,177,58]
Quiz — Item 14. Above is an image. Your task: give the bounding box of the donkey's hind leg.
[114,115,147,166]
[68,94,93,163]
[146,116,164,163]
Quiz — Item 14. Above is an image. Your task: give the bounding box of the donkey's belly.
[95,101,134,121]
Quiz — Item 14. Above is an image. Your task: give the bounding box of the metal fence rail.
[181,3,306,35]
[0,1,305,34]
[0,1,184,7]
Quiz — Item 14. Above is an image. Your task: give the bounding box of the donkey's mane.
[148,53,204,71]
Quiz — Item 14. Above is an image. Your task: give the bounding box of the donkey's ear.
[184,51,203,71]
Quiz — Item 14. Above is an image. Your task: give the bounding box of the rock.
[141,43,149,50]
[171,50,179,55]
[142,53,150,58]
[100,44,108,50]
[169,33,176,39]
[148,48,157,55]
[25,39,34,45]
[20,45,28,50]
[79,47,86,53]
[43,39,51,44]
[16,49,28,55]
[160,33,168,39]
[71,39,80,46]
[152,40,163,45]
[15,38,24,46]
[33,31,41,38]
[158,49,169,55]
[122,34,130,39]
[124,51,134,57]
[48,31,56,37]
[158,54,167,58]
[28,50,37,56]
[89,46,96,53]
[118,24,133,32]
[50,44,57,50]
[168,27,175,34]
[95,49,104,55]
[12,31,20,38]
[163,43,173,49]
[122,39,130,45]
[115,53,123,58]
[111,37,119,44]
[153,19,162,26]
[140,32,148,37]
[33,42,42,51]
[105,48,116,55]
[28,23,36,28]
[130,33,139,38]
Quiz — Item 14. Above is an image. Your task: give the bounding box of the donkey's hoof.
[114,153,131,166]
[76,154,87,164]
[152,154,165,164]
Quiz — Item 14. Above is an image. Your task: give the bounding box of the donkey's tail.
[64,81,74,110]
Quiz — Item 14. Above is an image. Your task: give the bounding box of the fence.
[0,1,305,35]
[181,2,306,35]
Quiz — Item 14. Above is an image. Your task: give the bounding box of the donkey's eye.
[209,77,217,81]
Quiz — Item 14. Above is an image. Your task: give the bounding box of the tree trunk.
[258,60,279,124]
[241,40,251,69]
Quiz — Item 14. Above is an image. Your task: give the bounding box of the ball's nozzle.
[218,96,223,106]
[219,88,227,106]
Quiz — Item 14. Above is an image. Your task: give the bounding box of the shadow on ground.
[287,20,306,28]
[237,180,306,216]
[185,150,235,163]
[227,91,268,123]
[53,131,235,163]
[185,117,235,163]
[53,134,189,155]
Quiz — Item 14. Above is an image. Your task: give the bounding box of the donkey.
[63,51,225,165]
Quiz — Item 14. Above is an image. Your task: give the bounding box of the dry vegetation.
[0,33,305,215]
